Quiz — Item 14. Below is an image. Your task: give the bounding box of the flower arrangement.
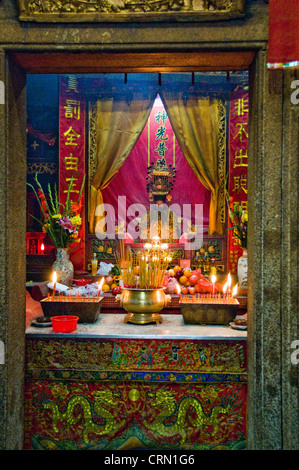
[225,185,248,249]
[27,174,85,249]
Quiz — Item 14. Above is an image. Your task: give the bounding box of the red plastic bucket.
[51,315,79,333]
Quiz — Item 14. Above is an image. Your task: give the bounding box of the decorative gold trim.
[88,101,98,185]
[148,115,150,167]
[16,0,245,23]
[218,99,226,225]
[27,162,57,175]
[88,101,98,221]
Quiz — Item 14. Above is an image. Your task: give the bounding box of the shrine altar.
[24,314,247,450]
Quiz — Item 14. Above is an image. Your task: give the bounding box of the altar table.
[24,314,247,450]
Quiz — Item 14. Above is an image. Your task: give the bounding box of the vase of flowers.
[52,247,74,286]
[28,174,85,286]
[225,187,248,291]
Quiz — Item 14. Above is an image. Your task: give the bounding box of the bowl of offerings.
[116,287,171,324]
[115,239,172,324]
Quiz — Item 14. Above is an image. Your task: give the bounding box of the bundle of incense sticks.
[118,241,136,286]
[180,293,239,304]
[137,251,169,289]
[47,293,101,302]
[124,243,171,289]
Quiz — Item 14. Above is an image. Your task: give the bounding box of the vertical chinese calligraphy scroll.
[59,75,85,271]
[149,96,175,172]
[228,88,249,273]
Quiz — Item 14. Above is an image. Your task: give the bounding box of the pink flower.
[56,216,77,233]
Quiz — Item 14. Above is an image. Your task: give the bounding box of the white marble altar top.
[26,314,247,340]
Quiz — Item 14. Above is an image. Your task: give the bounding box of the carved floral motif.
[17,0,245,21]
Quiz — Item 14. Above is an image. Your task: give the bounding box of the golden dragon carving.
[44,389,125,443]
[143,389,231,444]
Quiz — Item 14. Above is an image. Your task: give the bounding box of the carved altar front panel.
[16,0,246,23]
[24,337,247,450]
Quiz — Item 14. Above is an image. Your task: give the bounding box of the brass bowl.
[116,288,171,324]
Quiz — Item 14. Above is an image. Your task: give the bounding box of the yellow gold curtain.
[89,92,156,233]
[160,92,223,235]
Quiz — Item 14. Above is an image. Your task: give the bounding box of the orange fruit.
[111,283,118,289]
[173,265,181,273]
[102,284,110,291]
[179,275,188,285]
[183,269,191,277]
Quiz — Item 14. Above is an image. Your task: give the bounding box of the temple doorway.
[6,49,258,450]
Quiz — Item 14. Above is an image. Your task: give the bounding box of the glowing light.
[52,271,57,298]
[98,277,105,296]
[232,283,238,298]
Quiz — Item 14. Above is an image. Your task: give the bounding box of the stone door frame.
[0,48,298,450]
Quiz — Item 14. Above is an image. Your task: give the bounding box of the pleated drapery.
[89,91,156,234]
[160,92,223,235]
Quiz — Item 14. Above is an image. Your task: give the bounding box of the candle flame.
[41,243,45,251]
[161,243,168,250]
[232,283,238,297]
[98,277,105,291]
[223,282,228,294]
[227,273,232,287]
[176,284,181,295]
[211,274,216,284]
[52,271,57,284]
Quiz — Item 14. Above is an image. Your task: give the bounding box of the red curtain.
[268,0,299,68]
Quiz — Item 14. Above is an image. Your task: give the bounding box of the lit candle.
[227,273,232,297]
[223,282,228,301]
[41,243,45,254]
[52,271,57,299]
[176,284,182,302]
[98,277,105,296]
[144,243,152,251]
[232,283,238,298]
[211,274,216,296]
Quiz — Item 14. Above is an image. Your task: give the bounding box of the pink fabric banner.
[59,75,86,271]
[101,95,211,236]
[227,88,248,273]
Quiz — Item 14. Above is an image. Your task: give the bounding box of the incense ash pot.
[115,288,171,324]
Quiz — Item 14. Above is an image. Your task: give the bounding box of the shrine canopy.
[268,0,299,69]
[101,95,211,236]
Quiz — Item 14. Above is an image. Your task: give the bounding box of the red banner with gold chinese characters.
[59,75,85,271]
[228,88,248,274]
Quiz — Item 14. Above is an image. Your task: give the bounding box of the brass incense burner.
[116,288,171,325]
[179,296,239,325]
